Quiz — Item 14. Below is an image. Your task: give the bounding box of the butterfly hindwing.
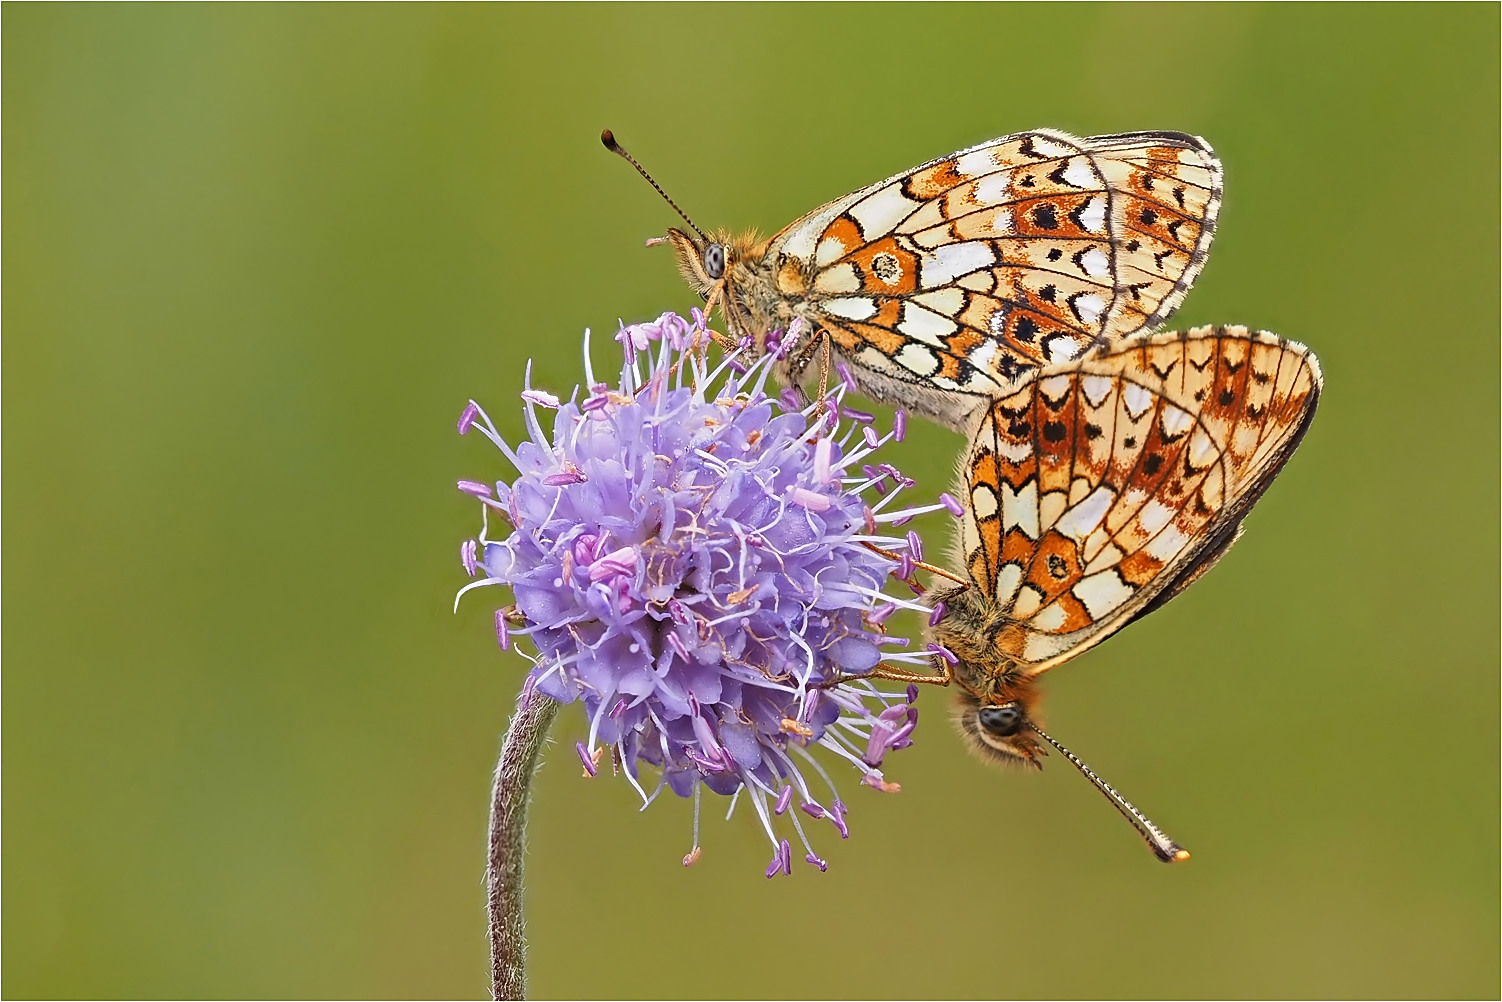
[959,325,1320,671]
[764,130,1222,430]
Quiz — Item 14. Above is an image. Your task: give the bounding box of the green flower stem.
[487,692,558,1001]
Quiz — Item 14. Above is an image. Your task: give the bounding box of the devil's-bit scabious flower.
[457,312,954,875]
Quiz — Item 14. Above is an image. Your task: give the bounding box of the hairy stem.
[487,692,558,1001]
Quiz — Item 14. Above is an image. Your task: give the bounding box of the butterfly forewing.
[761,130,1222,430]
[960,326,1320,671]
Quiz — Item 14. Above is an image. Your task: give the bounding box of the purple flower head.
[456,313,945,874]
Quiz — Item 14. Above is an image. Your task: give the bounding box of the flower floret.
[457,313,940,873]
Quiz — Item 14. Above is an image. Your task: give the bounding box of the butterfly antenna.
[1026,721,1191,864]
[601,129,711,245]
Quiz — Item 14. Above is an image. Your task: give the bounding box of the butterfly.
[604,128,1222,432]
[886,325,1321,860]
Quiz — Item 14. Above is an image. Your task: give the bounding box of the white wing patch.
[823,297,877,321]
[849,184,919,240]
[898,304,958,345]
[920,242,996,288]
[1072,570,1134,619]
[1053,486,1114,541]
[1001,480,1040,539]
[1076,196,1107,234]
[895,343,940,376]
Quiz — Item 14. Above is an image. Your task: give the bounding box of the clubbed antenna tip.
[599,127,708,243]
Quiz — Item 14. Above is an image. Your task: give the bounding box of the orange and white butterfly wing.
[765,130,1222,429]
[958,325,1320,671]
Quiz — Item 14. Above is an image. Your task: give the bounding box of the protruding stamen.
[576,742,598,777]
[780,717,814,738]
[543,463,586,486]
[829,800,849,839]
[789,486,832,512]
[458,401,480,435]
[588,546,639,582]
[927,642,959,666]
[494,609,510,650]
[521,389,560,408]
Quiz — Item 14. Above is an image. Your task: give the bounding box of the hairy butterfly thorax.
[606,127,1224,432]
[926,583,1048,767]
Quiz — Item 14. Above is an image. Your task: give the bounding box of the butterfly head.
[663,227,725,298]
[953,688,1047,769]
[663,227,778,353]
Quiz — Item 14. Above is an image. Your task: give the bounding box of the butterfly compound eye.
[703,242,725,280]
[978,703,1025,737]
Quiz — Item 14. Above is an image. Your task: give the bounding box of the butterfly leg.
[858,540,969,590]
[817,660,953,689]
[785,327,836,403]
[812,328,834,402]
[698,282,741,352]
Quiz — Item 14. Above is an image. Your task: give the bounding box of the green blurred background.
[6,4,1498,998]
